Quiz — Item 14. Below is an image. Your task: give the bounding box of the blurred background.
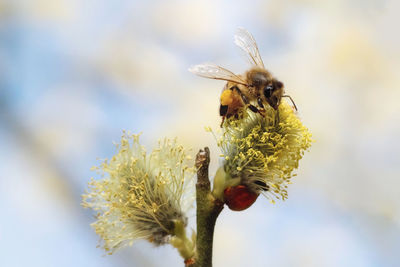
[1,0,400,266]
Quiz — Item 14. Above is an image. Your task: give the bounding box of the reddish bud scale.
[184,258,195,266]
[223,185,259,211]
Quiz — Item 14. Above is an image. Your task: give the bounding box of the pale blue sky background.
[1,0,400,266]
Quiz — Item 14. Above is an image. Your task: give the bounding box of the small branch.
[192,147,224,267]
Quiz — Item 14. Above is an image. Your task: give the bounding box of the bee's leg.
[257,97,266,116]
[248,105,259,113]
[220,105,228,116]
[219,105,228,127]
[232,86,264,116]
[220,116,225,127]
[282,95,298,111]
[257,97,264,109]
[275,108,280,126]
[245,97,265,117]
[248,104,266,116]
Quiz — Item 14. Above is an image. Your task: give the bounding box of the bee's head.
[263,84,273,98]
[263,79,283,98]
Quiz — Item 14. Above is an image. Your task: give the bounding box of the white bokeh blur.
[1,0,399,266]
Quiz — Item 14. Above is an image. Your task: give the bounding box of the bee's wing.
[188,63,247,85]
[234,28,265,68]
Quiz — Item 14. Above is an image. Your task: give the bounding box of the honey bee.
[189,28,297,126]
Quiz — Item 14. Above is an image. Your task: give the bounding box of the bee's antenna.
[282,95,298,111]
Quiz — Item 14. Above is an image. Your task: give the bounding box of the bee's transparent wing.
[188,63,247,85]
[234,28,265,68]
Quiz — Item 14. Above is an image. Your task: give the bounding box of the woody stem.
[190,147,224,267]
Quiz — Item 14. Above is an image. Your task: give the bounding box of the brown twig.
[190,147,224,267]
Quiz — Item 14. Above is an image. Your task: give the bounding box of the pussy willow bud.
[212,102,312,206]
[82,132,195,255]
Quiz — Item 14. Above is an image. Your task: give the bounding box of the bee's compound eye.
[263,85,273,98]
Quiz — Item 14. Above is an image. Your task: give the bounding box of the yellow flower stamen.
[82,132,195,254]
[210,102,312,202]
